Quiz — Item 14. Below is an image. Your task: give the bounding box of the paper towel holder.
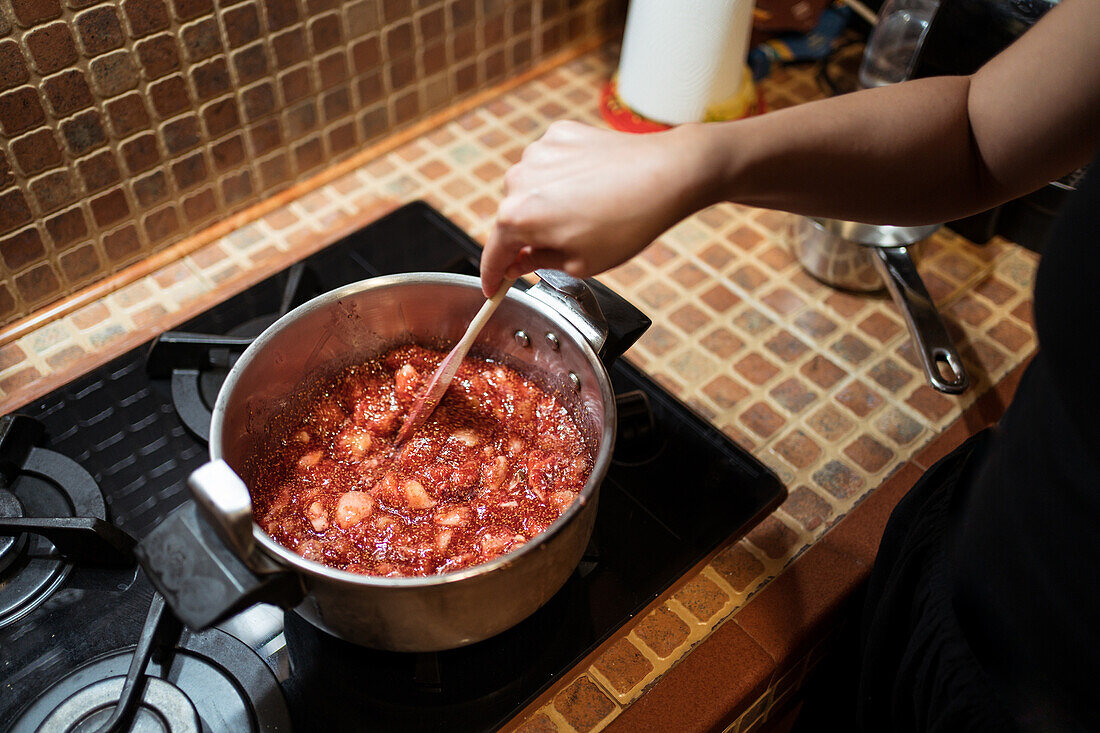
[601,0,763,132]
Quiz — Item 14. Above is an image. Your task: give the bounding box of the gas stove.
[0,202,784,732]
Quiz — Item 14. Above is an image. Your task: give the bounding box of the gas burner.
[0,487,27,573]
[0,415,132,628]
[147,263,320,441]
[155,327,263,442]
[36,677,201,733]
[11,593,291,732]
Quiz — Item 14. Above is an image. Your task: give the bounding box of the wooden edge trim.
[0,34,611,349]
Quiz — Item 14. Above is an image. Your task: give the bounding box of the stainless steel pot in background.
[790,217,968,394]
[135,271,649,652]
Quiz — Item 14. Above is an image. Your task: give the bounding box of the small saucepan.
[136,271,649,651]
[790,217,968,394]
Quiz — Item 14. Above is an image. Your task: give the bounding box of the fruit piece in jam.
[249,344,592,578]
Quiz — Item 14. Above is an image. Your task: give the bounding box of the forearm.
[684,76,994,225]
[684,0,1099,226]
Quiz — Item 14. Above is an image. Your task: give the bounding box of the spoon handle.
[394,279,515,444]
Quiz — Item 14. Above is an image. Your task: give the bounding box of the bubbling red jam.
[248,345,592,577]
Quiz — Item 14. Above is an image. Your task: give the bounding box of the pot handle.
[134,462,305,630]
[529,270,610,355]
[189,460,255,560]
[871,247,969,394]
[528,270,651,364]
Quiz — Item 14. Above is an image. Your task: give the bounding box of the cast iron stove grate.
[0,201,784,732]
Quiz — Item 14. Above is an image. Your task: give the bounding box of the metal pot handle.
[526,269,651,364]
[871,247,969,394]
[189,460,256,560]
[528,270,610,355]
[134,461,304,630]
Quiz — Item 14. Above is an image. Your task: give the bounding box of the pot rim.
[209,271,616,589]
[806,217,940,248]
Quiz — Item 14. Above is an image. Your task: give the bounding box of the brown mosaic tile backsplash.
[0,0,625,327]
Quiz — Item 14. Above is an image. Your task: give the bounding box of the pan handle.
[189,460,256,561]
[527,270,651,365]
[528,270,610,356]
[871,247,969,394]
[135,501,304,630]
[135,460,304,630]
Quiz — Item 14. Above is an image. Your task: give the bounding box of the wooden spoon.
[393,279,515,445]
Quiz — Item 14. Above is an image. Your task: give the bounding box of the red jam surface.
[249,345,592,577]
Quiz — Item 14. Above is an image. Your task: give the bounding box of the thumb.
[480,224,521,298]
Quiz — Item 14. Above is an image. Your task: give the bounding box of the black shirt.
[950,156,1100,731]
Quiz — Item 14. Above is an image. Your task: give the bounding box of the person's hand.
[480,120,717,296]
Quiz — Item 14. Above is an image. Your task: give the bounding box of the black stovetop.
[0,202,784,732]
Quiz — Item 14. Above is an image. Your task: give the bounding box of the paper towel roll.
[617,0,756,125]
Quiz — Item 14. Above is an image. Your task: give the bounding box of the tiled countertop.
[0,46,1039,733]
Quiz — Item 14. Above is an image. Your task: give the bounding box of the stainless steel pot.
[790,217,968,394]
[136,271,649,651]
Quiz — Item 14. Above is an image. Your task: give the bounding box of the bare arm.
[712,0,1100,223]
[481,0,1100,296]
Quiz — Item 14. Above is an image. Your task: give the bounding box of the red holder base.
[598,75,766,133]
